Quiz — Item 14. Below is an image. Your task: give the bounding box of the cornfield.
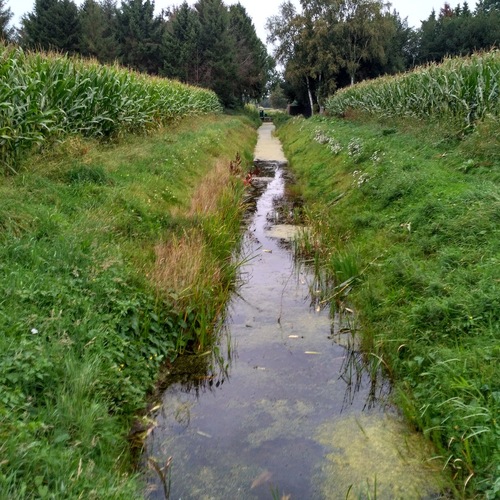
[0,44,222,173]
[325,50,500,128]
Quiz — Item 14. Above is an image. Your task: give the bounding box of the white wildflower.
[348,138,363,157]
[370,150,381,163]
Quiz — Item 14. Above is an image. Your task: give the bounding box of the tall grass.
[326,50,500,129]
[0,44,222,173]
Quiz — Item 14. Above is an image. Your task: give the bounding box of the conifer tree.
[162,2,200,83]
[228,4,272,103]
[416,2,500,62]
[79,0,119,63]
[194,0,237,107]
[21,0,81,53]
[116,0,163,74]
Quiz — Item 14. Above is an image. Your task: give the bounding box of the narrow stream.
[144,124,446,499]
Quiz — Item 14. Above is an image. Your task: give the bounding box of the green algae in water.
[315,413,449,499]
[244,399,316,448]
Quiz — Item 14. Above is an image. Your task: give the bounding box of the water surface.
[144,124,446,499]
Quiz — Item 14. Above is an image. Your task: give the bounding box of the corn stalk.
[325,50,500,129]
[0,45,222,174]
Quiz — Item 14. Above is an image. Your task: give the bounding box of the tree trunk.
[306,77,314,116]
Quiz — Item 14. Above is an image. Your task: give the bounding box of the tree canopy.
[22,0,81,53]
[79,0,120,63]
[267,0,500,114]
[417,1,500,64]
[0,0,14,41]
[10,0,272,107]
[116,0,163,74]
[267,0,402,114]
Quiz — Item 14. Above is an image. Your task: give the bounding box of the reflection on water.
[143,156,447,499]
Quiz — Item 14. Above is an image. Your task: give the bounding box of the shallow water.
[143,124,446,499]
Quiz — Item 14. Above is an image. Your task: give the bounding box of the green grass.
[277,114,499,497]
[0,114,257,498]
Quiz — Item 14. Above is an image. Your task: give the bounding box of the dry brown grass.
[152,158,236,296]
[152,231,206,294]
[188,159,232,216]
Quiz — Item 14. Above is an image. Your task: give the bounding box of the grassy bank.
[277,114,499,497]
[0,113,257,498]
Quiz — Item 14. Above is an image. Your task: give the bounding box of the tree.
[194,0,237,107]
[266,1,300,69]
[79,0,120,63]
[475,0,500,13]
[161,0,272,106]
[162,2,200,83]
[440,2,455,18]
[0,0,14,41]
[269,84,289,109]
[267,1,318,114]
[333,0,396,85]
[228,4,271,103]
[416,2,500,63]
[267,0,402,113]
[21,0,81,53]
[116,0,163,74]
[417,10,442,62]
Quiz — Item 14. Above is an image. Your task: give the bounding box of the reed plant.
[0,44,222,174]
[326,50,500,130]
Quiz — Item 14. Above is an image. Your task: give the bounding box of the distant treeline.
[1,1,499,112]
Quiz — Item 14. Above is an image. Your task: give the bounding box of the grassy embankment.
[0,45,257,498]
[277,51,499,498]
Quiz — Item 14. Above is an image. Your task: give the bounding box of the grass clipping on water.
[277,114,500,497]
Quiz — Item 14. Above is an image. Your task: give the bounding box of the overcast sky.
[9,0,461,44]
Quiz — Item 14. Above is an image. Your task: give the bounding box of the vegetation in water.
[0,113,257,498]
[276,67,499,495]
